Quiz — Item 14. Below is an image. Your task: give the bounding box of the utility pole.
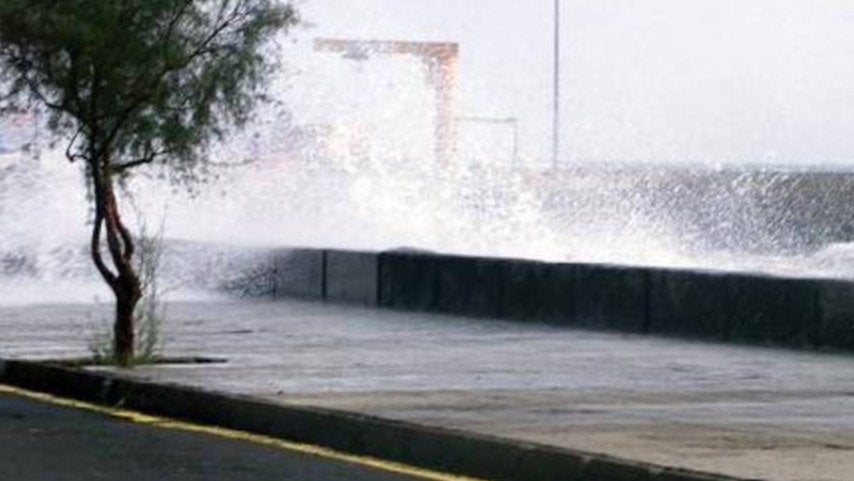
[552,0,561,169]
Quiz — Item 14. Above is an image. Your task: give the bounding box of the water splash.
[2,37,854,306]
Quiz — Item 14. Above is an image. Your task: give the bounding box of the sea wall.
[247,248,854,351]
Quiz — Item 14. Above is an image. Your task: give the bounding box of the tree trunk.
[113,283,139,366]
[89,158,142,367]
[104,188,142,367]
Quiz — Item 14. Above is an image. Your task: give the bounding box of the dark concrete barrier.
[574,264,650,333]
[271,248,324,299]
[433,255,505,318]
[649,270,735,340]
[0,360,755,481]
[647,268,827,347]
[501,260,575,324]
[378,251,438,311]
[246,247,854,352]
[816,280,854,350]
[324,250,379,306]
[725,274,818,345]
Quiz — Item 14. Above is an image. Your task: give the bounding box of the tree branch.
[24,77,65,111]
[101,1,249,150]
[114,157,154,172]
[64,125,87,163]
[89,173,117,286]
[114,144,178,173]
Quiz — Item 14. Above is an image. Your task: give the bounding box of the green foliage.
[0,0,296,180]
[0,0,295,364]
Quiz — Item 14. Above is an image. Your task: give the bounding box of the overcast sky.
[288,0,854,166]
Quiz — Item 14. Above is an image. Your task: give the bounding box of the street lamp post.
[552,0,561,169]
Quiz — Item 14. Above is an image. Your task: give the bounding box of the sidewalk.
[2,299,853,481]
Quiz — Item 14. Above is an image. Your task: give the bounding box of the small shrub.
[88,223,168,366]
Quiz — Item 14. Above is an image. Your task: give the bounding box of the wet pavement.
[2,299,854,481]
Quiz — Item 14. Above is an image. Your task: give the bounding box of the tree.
[0,0,296,365]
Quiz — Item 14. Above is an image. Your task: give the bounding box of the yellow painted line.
[0,383,486,481]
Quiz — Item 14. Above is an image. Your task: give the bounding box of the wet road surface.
[2,299,854,480]
[0,388,442,481]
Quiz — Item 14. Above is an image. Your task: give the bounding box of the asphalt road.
[0,390,438,481]
[4,300,854,480]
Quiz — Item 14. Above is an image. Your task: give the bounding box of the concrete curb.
[0,359,760,481]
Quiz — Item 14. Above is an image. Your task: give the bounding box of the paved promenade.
[2,299,854,481]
